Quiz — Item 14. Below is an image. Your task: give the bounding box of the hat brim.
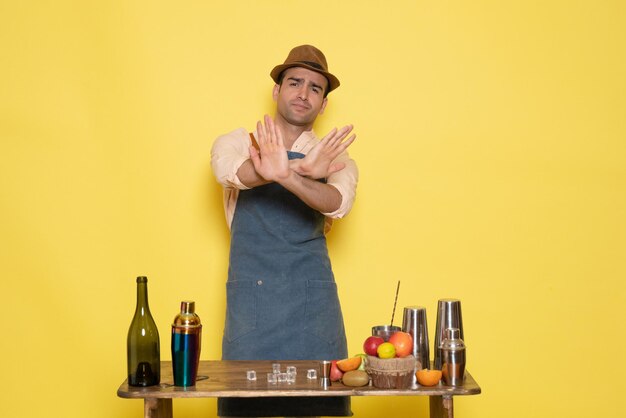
[270,63,340,93]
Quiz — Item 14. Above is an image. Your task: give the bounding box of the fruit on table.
[388,331,413,358]
[363,336,385,356]
[416,369,442,386]
[342,370,369,387]
[337,356,362,372]
[354,353,367,370]
[330,360,343,382]
[377,342,396,359]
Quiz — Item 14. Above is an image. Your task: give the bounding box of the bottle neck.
[135,282,150,315]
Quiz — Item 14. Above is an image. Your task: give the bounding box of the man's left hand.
[294,125,356,180]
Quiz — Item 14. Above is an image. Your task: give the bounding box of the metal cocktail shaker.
[441,328,465,386]
[401,306,430,371]
[171,301,202,387]
[433,299,464,370]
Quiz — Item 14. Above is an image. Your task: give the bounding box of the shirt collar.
[291,130,318,152]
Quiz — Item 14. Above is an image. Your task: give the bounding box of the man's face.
[273,67,329,128]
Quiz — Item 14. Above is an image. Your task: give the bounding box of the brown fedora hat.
[270,44,340,93]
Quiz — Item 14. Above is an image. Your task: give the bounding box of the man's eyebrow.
[287,76,324,91]
[310,81,324,91]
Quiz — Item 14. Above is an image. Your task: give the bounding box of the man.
[211,45,358,417]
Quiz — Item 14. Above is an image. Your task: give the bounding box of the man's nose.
[297,86,309,101]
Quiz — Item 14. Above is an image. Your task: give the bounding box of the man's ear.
[319,97,328,115]
[272,84,280,101]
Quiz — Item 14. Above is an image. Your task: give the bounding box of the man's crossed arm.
[236,115,356,214]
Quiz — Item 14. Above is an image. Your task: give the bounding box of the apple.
[330,360,343,382]
[363,336,385,356]
[389,331,413,358]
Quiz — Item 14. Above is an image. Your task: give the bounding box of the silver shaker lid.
[441,327,465,350]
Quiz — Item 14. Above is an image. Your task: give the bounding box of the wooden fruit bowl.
[365,355,416,389]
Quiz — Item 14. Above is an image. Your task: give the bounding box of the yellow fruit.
[377,342,396,359]
[337,356,362,372]
[416,369,442,386]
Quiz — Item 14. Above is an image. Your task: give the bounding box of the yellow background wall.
[1,1,624,417]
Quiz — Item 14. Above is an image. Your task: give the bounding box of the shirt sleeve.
[322,150,359,219]
[210,128,252,190]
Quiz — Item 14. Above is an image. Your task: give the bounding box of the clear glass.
[272,363,281,374]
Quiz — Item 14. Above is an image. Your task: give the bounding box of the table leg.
[144,398,173,418]
[429,395,454,418]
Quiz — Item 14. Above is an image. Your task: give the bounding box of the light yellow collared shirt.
[211,127,358,232]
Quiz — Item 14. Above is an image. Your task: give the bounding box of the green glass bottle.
[127,276,160,386]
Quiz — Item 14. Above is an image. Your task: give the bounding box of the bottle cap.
[181,301,195,314]
[446,328,460,340]
[136,276,148,283]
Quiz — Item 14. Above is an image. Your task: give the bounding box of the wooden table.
[117,360,481,418]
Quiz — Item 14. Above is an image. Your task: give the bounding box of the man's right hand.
[293,125,356,179]
[249,115,290,182]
